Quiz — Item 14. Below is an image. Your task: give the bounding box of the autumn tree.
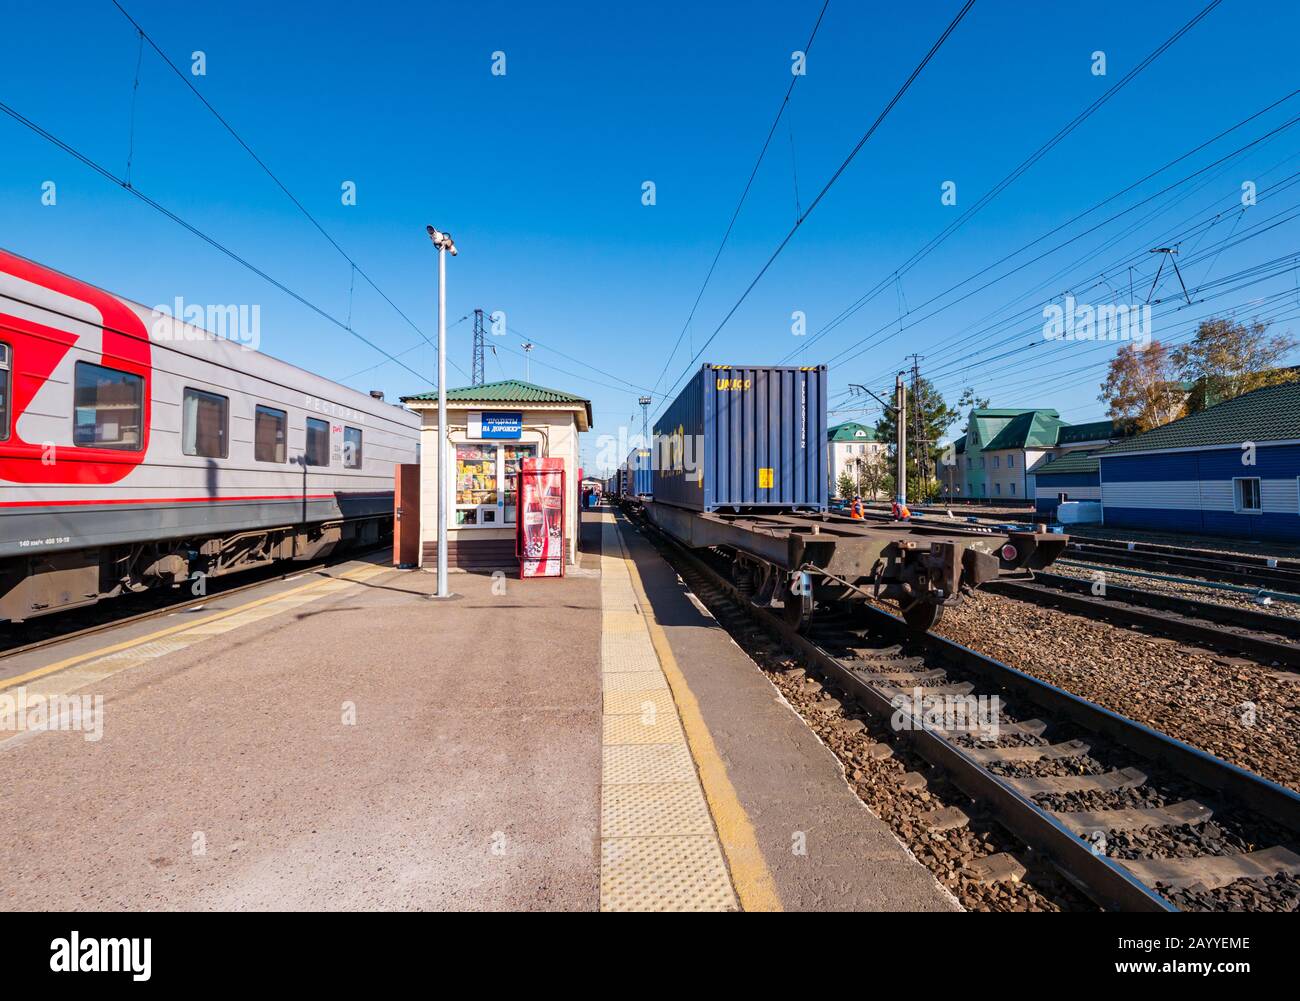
[1098,340,1186,432]
[1171,317,1298,411]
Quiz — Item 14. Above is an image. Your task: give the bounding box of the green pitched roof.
[400,379,593,428]
[1057,419,1135,446]
[828,421,879,443]
[1099,380,1300,455]
[966,408,1055,450]
[983,410,1068,451]
[1036,449,1100,476]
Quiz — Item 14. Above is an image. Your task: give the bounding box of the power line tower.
[906,353,929,495]
[471,309,486,386]
[637,396,652,446]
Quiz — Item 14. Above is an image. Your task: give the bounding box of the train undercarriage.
[0,516,390,624]
[641,502,1069,633]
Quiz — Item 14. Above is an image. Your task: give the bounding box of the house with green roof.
[1096,380,1300,541]
[399,379,593,569]
[827,421,885,498]
[947,407,1136,503]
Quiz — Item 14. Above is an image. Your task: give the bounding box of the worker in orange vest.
[850,495,864,519]
[891,497,912,520]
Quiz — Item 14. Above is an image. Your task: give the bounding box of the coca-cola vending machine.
[517,457,566,578]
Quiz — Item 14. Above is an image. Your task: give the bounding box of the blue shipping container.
[653,364,827,513]
[625,448,653,497]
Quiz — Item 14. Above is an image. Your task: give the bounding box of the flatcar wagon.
[643,362,1068,631]
[0,248,419,623]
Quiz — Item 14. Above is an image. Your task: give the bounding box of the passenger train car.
[0,248,420,623]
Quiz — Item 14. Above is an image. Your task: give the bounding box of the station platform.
[0,508,954,912]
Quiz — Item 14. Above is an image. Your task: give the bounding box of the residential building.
[828,421,886,498]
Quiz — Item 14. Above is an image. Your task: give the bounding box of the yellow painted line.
[0,563,386,693]
[612,515,783,913]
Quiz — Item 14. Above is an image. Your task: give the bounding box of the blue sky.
[4,0,1299,474]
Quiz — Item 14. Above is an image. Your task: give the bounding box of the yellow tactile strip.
[0,564,393,746]
[598,514,738,911]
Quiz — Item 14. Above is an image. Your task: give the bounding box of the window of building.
[255,405,287,463]
[344,426,363,469]
[1010,482,1016,495]
[305,417,330,466]
[455,442,537,526]
[1234,477,1262,514]
[980,456,985,469]
[182,388,229,458]
[1008,454,1015,468]
[0,341,10,441]
[995,482,1002,495]
[73,361,143,450]
[993,455,1000,468]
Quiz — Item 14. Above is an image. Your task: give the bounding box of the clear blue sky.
[4,0,1299,474]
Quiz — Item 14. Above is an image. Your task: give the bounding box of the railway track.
[1066,537,1300,594]
[0,546,388,663]
[987,571,1300,671]
[627,510,1300,912]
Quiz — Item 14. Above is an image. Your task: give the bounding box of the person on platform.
[890,497,912,520]
[850,495,864,519]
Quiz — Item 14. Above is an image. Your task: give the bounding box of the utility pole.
[638,396,651,449]
[522,342,534,382]
[426,224,457,599]
[471,308,486,386]
[907,353,928,497]
[895,372,907,507]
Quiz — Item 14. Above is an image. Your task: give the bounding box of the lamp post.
[426,224,458,598]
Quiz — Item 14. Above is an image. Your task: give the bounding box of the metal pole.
[895,372,907,507]
[437,244,449,597]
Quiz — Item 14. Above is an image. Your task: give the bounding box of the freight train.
[0,248,420,623]
[638,364,1068,632]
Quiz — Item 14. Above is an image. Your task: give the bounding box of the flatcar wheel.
[902,600,943,634]
[781,577,814,633]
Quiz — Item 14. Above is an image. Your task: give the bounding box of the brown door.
[394,463,421,567]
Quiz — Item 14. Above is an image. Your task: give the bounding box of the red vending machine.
[517,457,566,578]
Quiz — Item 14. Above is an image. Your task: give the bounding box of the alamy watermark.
[1043,295,1151,346]
[151,296,261,350]
[0,688,103,742]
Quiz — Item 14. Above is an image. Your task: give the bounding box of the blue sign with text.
[481,411,523,439]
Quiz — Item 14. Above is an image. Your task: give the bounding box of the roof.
[966,408,1057,451]
[984,410,1068,451]
[1099,380,1300,456]
[401,379,593,430]
[828,421,879,443]
[1057,419,1135,446]
[1036,449,1100,476]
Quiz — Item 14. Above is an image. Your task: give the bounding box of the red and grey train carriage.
[0,248,419,623]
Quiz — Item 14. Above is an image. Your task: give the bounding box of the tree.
[955,386,990,432]
[1171,317,1298,411]
[858,451,890,500]
[873,376,957,502]
[1098,340,1186,432]
[836,472,855,499]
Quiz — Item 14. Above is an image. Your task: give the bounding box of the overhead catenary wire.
[783,0,1229,367]
[0,97,438,389]
[653,0,978,421]
[650,0,832,396]
[107,0,470,380]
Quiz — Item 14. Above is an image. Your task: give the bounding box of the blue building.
[1034,449,1101,516]
[1097,381,1300,542]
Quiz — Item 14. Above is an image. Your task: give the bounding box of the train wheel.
[781,576,814,633]
[902,601,943,634]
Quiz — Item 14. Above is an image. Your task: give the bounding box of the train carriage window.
[255,405,287,463]
[73,361,143,450]
[0,342,9,441]
[305,417,330,466]
[182,388,229,458]
[343,426,363,469]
